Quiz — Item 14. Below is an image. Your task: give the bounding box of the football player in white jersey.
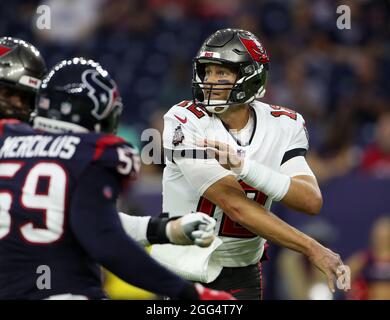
[151,28,348,299]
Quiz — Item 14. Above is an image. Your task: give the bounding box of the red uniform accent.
[28,78,38,86]
[0,119,21,135]
[239,36,269,64]
[229,288,243,294]
[220,181,267,237]
[176,100,207,119]
[177,100,190,108]
[196,181,268,238]
[195,283,236,300]
[270,104,297,120]
[93,134,125,161]
[187,103,206,119]
[0,46,11,57]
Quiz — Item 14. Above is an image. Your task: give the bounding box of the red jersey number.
[197,181,268,238]
[270,104,297,120]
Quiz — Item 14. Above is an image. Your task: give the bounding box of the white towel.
[150,237,223,283]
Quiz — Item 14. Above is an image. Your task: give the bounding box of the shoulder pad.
[92,134,140,181]
[254,102,303,124]
[0,119,22,135]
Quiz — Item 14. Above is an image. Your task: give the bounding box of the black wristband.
[146,217,170,244]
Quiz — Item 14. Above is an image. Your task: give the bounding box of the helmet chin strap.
[204,100,230,114]
[33,116,89,133]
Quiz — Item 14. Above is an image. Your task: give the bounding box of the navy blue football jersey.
[0,120,140,299]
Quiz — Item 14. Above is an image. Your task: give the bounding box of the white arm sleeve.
[118,212,151,246]
[280,156,315,177]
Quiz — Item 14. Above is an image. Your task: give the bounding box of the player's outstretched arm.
[119,212,215,247]
[69,164,233,299]
[203,175,348,293]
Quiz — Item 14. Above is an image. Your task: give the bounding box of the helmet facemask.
[0,84,35,122]
[0,37,46,122]
[192,59,268,114]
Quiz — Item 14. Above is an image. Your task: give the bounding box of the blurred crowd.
[276,216,390,300]
[1,0,389,184]
[1,0,389,299]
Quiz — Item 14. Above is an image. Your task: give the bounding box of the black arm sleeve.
[146,217,170,244]
[69,164,196,299]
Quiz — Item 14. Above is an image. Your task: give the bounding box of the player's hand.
[194,283,236,300]
[166,213,216,247]
[199,139,244,173]
[307,242,350,293]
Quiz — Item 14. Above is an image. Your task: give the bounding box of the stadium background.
[1,0,389,299]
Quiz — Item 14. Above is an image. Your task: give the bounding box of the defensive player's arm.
[69,164,200,299]
[118,212,215,247]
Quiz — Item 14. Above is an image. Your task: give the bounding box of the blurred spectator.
[99,0,156,35]
[360,112,390,178]
[148,0,190,21]
[191,0,240,19]
[35,0,103,45]
[276,219,338,300]
[306,147,358,184]
[346,216,390,300]
[159,57,191,107]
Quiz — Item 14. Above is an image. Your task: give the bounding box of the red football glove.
[195,283,236,300]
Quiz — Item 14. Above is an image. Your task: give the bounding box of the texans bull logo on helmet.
[33,57,124,134]
[82,69,121,121]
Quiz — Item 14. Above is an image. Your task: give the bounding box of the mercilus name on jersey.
[0,135,80,159]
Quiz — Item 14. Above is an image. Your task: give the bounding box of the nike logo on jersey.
[174,114,187,124]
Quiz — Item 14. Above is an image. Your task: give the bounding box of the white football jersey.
[151,100,310,281]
